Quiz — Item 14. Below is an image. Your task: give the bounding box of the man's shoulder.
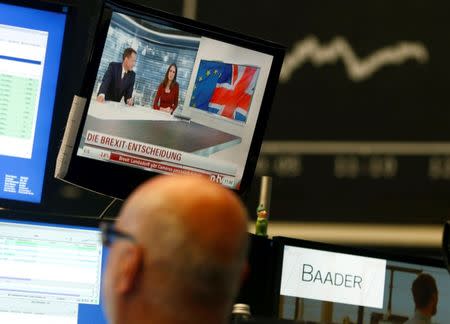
[109,62,122,69]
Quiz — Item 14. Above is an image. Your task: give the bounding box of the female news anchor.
[153,63,179,114]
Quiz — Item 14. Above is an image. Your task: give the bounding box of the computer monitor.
[273,237,450,324]
[58,0,284,199]
[0,210,108,323]
[0,1,67,205]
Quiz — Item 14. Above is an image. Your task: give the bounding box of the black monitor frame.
[0,208,104,229]
[0,0,72,210]
[62,0,285,199]
[271,236,447,317]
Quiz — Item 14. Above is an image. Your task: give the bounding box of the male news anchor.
[97,47,137,106]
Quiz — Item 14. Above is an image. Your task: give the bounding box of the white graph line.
[280,35,429,82]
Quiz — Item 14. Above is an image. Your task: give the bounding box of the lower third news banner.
[280,246,387,308]
[81,130,237,187]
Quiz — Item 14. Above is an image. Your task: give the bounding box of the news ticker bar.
[84,130,236,173]
[81,145,236,188]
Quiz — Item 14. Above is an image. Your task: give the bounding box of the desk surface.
[82,101,241,155]
[88,100,175,121]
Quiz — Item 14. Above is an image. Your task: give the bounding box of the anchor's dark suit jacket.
[98,62,135,102]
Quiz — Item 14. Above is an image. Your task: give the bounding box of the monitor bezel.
[0,0,71,210]
[0,208,103,229]
[271,236,446,317]
[62,0,285,199]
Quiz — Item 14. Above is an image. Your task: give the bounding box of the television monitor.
[57,0,285,198]
[273,237,450,324]
[0,1,67,205]
[0,209,108,324]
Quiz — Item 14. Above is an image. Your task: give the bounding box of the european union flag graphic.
[190,60,259,123]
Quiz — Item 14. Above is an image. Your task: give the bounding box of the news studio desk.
[83,101,241,156]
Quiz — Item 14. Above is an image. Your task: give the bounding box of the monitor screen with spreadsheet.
[0,1,66,204]
[0,212,108,324]
[59,0,284,199]
[273,237,450,324]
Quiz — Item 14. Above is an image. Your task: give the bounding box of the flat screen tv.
[56,0,285,198]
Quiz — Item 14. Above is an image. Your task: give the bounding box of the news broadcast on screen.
[76,11,274,190]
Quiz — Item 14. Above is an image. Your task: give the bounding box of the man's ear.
[117,245,143,295]
[432,292,438,305]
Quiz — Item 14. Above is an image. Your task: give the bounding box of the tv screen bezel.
[63,0,285,199]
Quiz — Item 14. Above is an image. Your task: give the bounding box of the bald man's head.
[103,175,249,324]
[118,175,248,259]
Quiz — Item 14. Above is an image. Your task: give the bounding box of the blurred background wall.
[13,0,450,257]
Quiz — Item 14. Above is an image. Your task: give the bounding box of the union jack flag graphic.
[190,60,260,123]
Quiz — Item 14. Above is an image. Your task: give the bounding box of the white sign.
[280,245,386,308]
